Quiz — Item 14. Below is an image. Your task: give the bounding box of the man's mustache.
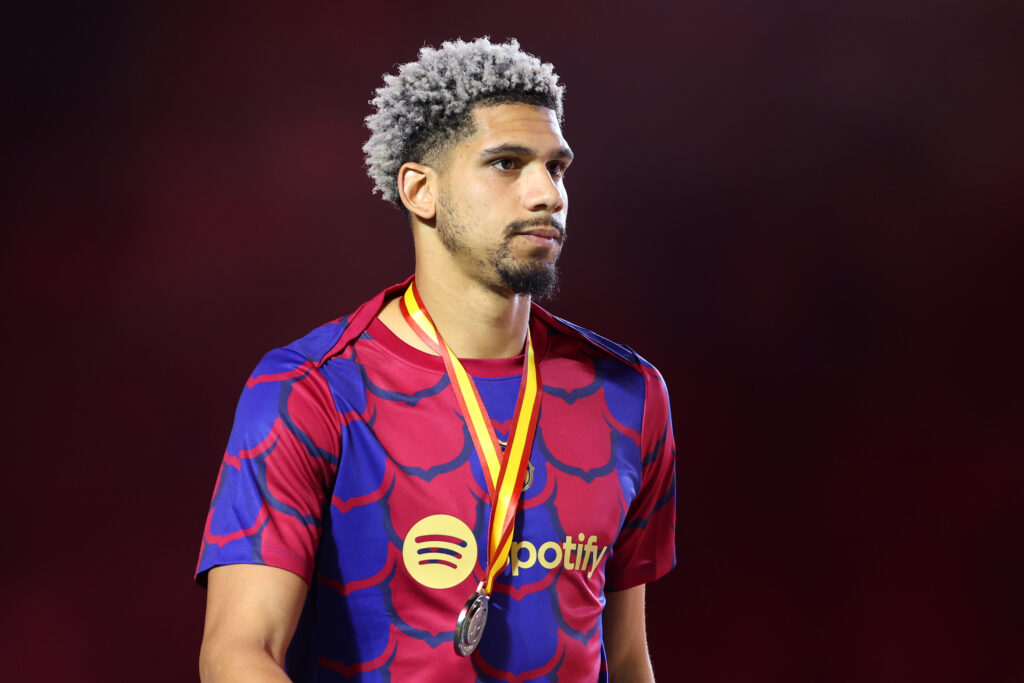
[506,217,567,244]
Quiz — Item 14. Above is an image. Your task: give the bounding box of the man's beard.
[437,194,563,301]
[490,239,560,301]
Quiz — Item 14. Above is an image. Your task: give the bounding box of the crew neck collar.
[366,313,547,379]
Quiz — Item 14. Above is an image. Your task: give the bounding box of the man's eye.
[548,161,566,178]
[492,158,518,171]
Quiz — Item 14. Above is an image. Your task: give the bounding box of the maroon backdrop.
[3,2,1023,681]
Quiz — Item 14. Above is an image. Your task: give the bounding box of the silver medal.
[453,590,489,656]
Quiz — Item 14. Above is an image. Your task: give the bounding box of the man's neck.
[378,270,531,360]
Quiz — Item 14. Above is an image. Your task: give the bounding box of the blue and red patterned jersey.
[196,279,676,682]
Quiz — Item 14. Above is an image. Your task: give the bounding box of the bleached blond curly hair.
[363,37,564,206]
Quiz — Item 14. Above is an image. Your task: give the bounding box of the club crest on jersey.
[522,462,534,492]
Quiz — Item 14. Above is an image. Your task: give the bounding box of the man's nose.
[521,164,565,214]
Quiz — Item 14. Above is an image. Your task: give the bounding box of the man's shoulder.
[533,304,660,373]
[250,316,355,379]
[536,309,672,434]
[547,314,637,364]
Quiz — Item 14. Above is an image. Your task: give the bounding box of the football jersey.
[196,278,676,681]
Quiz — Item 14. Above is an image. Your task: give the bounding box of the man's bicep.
[604,584,655,682]
[200,564,308,680]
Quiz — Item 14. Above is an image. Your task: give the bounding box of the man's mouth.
[515,226,562,243]
[507,216,566,245]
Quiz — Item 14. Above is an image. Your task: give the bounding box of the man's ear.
[397,162,437,220]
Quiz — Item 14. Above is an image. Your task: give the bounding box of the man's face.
[434,103,573,300]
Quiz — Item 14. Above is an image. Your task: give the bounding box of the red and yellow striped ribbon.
[400,281,541,594]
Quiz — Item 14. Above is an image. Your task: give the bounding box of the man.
[197,38,676,682]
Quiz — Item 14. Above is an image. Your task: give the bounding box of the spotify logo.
[402,514,478,589]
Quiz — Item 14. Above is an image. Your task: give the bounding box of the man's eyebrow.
[481,144,574,160]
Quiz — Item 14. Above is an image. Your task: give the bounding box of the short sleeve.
[195,347,341,586]
[605,361,677,590]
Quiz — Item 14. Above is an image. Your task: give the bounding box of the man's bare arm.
[199,564,308,683]
[604,583,656,682]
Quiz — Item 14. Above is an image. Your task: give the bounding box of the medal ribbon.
[400,281,541,595]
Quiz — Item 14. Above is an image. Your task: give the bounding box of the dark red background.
[3,3,1023,681]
